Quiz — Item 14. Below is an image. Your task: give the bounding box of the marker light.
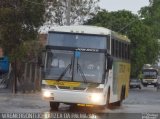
[91,93,102,103]
[43,91,51,98]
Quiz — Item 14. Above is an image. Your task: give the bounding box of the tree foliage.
[86,10,160,77]
[45,0,100,25]
[139,0,160,38]
[0,0,45,60]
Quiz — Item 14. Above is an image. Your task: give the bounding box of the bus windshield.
[143,70,158,79]
[45,50,105,83]
[48,32,106,49]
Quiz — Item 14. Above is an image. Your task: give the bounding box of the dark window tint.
[48,33,107,49]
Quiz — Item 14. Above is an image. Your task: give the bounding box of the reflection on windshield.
[74,52,104,83]
[45,50,105,83]
[143,71,157,79]
[48,33,106,49]
[46,50,73,80]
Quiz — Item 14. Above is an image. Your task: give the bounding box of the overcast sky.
[99,0,150,14]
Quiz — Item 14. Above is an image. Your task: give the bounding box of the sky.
[99,0,150,14]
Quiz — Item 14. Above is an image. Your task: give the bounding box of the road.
[0,86,160,119]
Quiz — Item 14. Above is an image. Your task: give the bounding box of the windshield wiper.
[57,56,73,81]
[76,59,87,83]
[57,52,87,83]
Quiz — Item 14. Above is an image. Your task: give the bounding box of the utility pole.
[13,0,18,94]
[66,0,71,25]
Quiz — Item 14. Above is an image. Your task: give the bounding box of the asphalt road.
[0,86,160,119]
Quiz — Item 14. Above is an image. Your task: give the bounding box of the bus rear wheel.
[50,102,59,110]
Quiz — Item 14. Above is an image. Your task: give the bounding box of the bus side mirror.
[107,56,113,70]
[38,50,46,68]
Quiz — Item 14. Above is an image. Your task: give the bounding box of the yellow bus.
[142,66,158,87]
[41,25,131,110]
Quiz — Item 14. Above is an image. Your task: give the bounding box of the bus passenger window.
[128,45,130,60]
[126,44,128,60]
[119,42,122,59]
[116,40,118,57]
[111,39,115,56]
[122,43,125,59]
[107,38,110,52]
[125,44,128,60]
[118,41,121,58]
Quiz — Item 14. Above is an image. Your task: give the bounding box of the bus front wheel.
[50,102,59,110]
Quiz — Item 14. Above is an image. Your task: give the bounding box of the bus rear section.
[142,68,158,87]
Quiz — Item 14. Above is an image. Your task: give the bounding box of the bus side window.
[119,42,122,59]
[117,41,120,58]
[111,39,115,56]
[128,44,130,60]
[124,44,128,59]
[107,36,110,53]
[119,41,121,58]
[115,40,118,58]
[126,44,129,60]
[122,43,124,59]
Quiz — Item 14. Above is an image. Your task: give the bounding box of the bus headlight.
[43,91,51,98]
[90,93,102,103]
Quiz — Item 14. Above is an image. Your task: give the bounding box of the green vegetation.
[0,0,100,59]
[139,0,160,39]
[0,0,160,78]
[86,8,160,77]
[0,0,45,61]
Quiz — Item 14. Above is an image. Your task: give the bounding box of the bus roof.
[111,31,130,42]
[49,25,111,35]
[49,25,130,42]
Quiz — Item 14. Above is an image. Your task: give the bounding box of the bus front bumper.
[42,89,106,106]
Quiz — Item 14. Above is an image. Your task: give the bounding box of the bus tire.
[154,84,157,87]
[50,102,59,110]
[70,104,78,110]
[122,86,126,100]
[114,101,121,106]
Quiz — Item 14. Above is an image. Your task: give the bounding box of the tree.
[86,10,137,34]
[139,0,160,38]
[0,0,45,59]
[45,0,100,26]
[0,0,45,93]
[86,10,160,77]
